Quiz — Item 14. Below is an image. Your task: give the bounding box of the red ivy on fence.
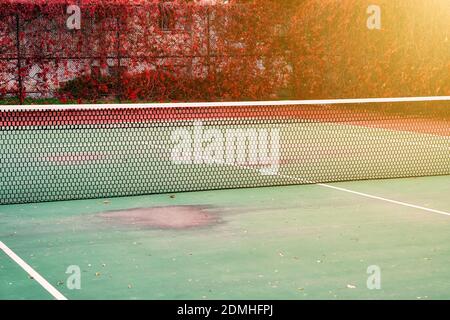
[2,0,450,103]
[0,0,287,103]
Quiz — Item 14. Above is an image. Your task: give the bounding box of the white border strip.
[0,241,67,300]
[2,95,450,111]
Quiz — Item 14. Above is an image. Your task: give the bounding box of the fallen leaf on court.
[346,284,356,289]
[95,272,101,276]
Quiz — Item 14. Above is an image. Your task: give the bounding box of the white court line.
[2,95,450,111]
[0,241,67,300]
[276,174,450,217]
[316,183,450,217]
[317,183,450,217]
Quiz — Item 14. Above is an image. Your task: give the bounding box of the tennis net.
[1,98,450,204]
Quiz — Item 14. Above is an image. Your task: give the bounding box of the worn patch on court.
[97,205,220,229]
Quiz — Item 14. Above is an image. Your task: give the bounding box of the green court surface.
[1,175,450,300]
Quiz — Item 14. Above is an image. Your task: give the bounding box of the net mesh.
[1,101,450,204]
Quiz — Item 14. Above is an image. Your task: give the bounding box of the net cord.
[2,96,450,112]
